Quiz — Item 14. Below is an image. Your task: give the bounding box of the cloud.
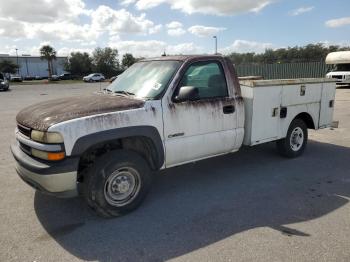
[0,0,89,23]
[0,4,162,43]
[325,17,350,28]
[166,21,186,36]
[220,40,273,54]
[188,25,226,37]
[109,40,202,57]
[166,21,183,29]
[91,6,162,35]
[289,6,314,16]
[133,0,274,15]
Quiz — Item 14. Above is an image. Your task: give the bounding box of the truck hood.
[16,93,145,131]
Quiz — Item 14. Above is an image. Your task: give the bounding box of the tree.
[64,52,92,76]
[92,47,119,77]
[122,53,136,68]
[227,43,350,65]
[0,60,19,74]
[40,45,57,78]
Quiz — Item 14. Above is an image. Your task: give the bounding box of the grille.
[19,142,31,155]
[17,124,31,138]
[332,75,343,80]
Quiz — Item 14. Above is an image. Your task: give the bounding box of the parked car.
[24,76,34,81]
[49,75,60,81]
[83,73,105,82]
[0,73,9,91]
[10,75,23,82]
[59,73,73,80]
[11,55,337,217]
[34,76,43,80]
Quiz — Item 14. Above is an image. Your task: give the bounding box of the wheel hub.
[104,168,141,207]
[290,127,304,151]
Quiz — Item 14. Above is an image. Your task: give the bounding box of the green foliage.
[227,44,350,65]
[92,47,120,77]
[122,53,136,69]
[64,52,92,76]
[0,60,19,74]
[39,45,57,77]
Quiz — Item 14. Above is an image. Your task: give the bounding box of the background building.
[0,54,67,77]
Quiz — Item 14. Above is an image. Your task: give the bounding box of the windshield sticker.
[152,82,162,90]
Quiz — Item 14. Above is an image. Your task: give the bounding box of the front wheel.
[83,150,153,217]
[276,119,308,158]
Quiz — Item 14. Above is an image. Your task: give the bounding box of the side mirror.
[174,86,199,103]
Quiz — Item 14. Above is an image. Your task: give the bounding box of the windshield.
[107,60,181,99]
[333,64,350,72]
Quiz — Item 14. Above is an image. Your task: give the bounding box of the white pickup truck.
[11,55,337,217]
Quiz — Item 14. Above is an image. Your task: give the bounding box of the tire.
[83,150,153,218]
[89,79,93,83]
[276,118,308,158]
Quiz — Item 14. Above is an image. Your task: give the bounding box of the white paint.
[240,79,337,146]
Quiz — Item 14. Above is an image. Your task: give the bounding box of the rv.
[326,51,350,86]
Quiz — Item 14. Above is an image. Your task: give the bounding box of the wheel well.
[294,112,315,129]
[77,136,159,183]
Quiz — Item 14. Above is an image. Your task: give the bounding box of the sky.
[0,0,349,58]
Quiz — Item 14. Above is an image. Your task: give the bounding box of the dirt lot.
[0,83,350,262]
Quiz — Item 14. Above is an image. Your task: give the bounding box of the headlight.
[31,148,65,161]
[31,130,64,144]
[1,81,5,85]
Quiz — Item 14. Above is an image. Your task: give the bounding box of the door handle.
[223,105,235,114]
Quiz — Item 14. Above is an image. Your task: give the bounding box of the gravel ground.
[0,83,350,262]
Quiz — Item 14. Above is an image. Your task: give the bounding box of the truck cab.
[11,55,336,217]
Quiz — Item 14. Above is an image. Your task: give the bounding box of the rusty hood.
[16,93,145,131]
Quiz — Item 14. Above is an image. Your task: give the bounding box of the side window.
[180,61,228,99]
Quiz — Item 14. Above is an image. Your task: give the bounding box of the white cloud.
[133,0,274,15]
[289,6,314,16]
[220,40,273,54]
[325,17,350,28]
[166,21,183,29]
[91,6,161,35]
[149,24,163,34]
[166,21,186,36]
[0,4,162,43]
[168,28,186,36]
[0,0,89,23]
[57,47,94,56]
[109,40,202,57]
[188,25,226,37]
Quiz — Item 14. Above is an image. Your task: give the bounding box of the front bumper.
[0,84,9,90]
[11,143,79,198]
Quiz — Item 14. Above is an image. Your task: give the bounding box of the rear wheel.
[277,119,308,158]
[83,150,152,218]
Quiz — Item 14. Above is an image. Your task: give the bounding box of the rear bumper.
[11,143,79,198]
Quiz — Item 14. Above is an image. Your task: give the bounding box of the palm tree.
[40,45,57,78]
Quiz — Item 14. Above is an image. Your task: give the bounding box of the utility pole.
[213,36,218,55]
[15,48,19,75]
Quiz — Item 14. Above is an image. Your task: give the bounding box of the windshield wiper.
[113,90,135,97]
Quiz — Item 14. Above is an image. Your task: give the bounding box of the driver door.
[162,60,238,167]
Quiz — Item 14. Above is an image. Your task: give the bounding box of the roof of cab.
[140,55,224,62]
